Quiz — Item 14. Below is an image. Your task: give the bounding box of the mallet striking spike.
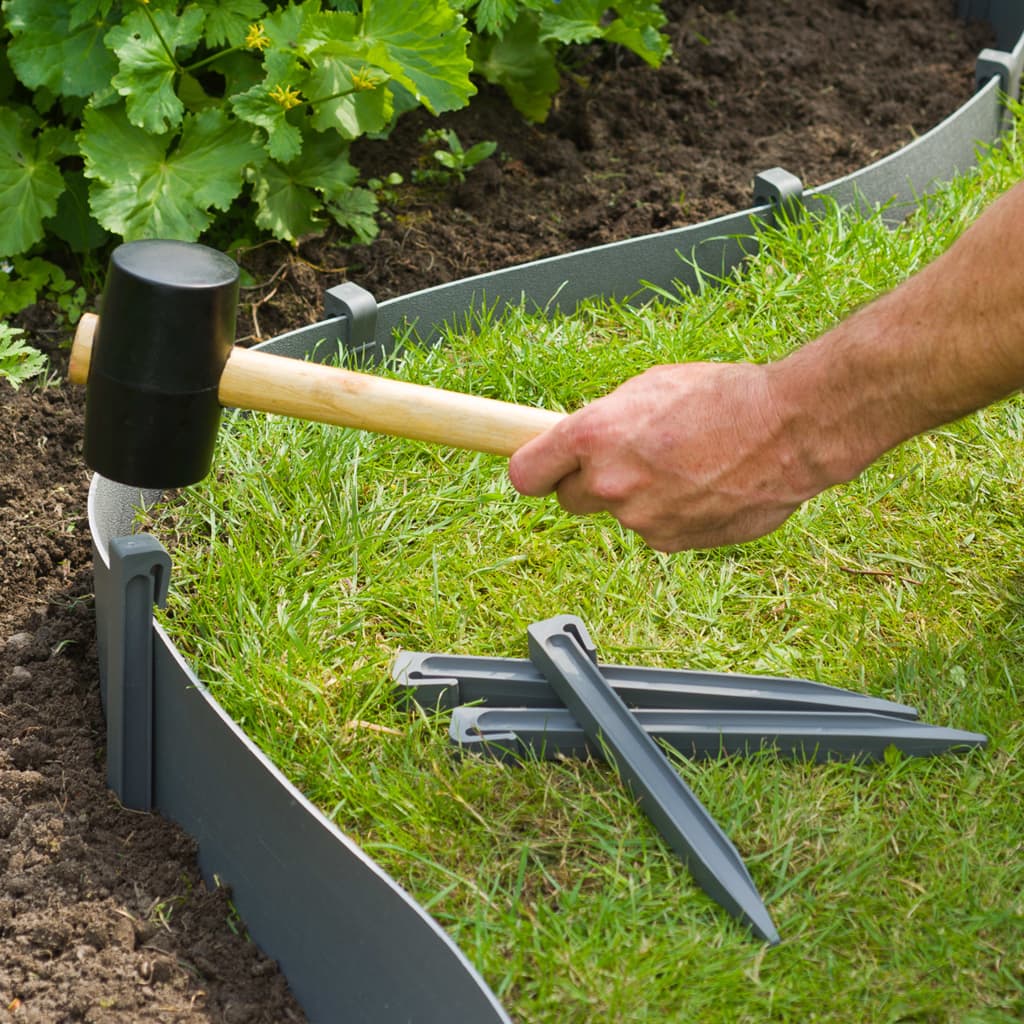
[70,240,564,489]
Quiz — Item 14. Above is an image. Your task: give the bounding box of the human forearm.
[768,179,1024,496]
[508,180,1024,551]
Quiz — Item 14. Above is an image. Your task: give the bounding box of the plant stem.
[305,86,360,106]
[183,46,243,74]
[140,3,182,71]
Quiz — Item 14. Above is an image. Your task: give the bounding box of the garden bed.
[0,1,1007,1020]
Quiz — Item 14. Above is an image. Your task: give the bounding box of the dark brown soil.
[0,2,992,1020]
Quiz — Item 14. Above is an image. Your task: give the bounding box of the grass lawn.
[151,108,1024,1022]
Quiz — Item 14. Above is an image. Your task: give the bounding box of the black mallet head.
[78,239,239,489]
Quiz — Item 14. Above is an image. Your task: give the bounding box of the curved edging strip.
[88,10,1024,1022]
[261,17,1024,366]
[89,478,513,1024]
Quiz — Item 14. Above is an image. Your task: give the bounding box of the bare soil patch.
[0,2,992,1019]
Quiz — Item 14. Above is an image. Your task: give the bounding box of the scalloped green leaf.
[194,0,267,47]
[359,0,475,115]
[249,160,324,242]
[470,12,558,123]
[299,3,474,126]
[107,6,206,132]
[249,133,360,242]
[537,0,605,46]
[300,2,474,116]
[230,96,302,160]
[81,105,264,240]
[0,323,47,389]
[306,60,393,139]
[4,0,119,98]
[326,185,378,244]
[47,169,110,253]
[292,130,359,199]
[602,20,670,66]
[229,49,309,161]
[536,0,669,64]
[298,5,361,51]
[0,108,67,256]
[68,0,117,30]
[263,0,320,52]
[450,0,548,37]
[596,0,670,65]
[465,0,523,37]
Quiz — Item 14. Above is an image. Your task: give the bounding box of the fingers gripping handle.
[71,313,564,457]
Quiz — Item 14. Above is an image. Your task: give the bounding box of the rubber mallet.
[69,239,564,488]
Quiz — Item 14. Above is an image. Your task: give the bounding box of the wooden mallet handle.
[71,313,564,457]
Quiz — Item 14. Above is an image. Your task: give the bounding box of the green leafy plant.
[0,322,47,389]
[0,0,479,253]
[412,128,496,184]
[0,256,87,323]
[366,171,404,203]
[456,0,670,121]
[0,0,669,316]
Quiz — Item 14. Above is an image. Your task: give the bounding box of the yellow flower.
[269,83,303,111]
[246,22,271,51]
[350,66,380,92]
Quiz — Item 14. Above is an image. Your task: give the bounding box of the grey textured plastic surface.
[324,281,378,350]
[354,209,761,361]
[96,534,171,811]
[527,615,780,945]
[89,477,512,1024]
[450,706,988,764]
[975,26,1024,128]
[393,650,920,719]
[149,629,510,1024]
[752,167,804,220]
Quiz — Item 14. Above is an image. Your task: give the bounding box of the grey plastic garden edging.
[87,6,1024,1020]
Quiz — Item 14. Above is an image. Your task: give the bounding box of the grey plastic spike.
[527,615,780,946]
[449,706,988,764]
[392,650,919,720]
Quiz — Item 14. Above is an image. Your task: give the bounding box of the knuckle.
[588,472,633,505]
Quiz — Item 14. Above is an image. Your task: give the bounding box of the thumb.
[508,423,581,496]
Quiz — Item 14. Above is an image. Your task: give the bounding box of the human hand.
[508,362,816,552]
